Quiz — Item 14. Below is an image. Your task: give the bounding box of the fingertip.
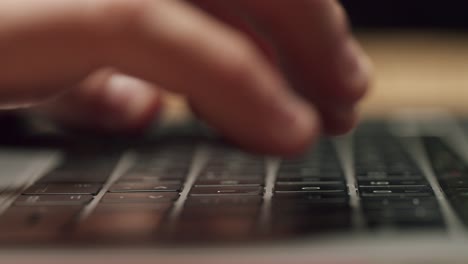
[270,103,321,157]
[322,106,359,136]
[239,102,322,157]
[335,38,373,104]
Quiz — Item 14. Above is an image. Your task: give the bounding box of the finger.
[188,0,280,65]
[0,0,319,154]
[188,0,369,134]
[34,69,162,133]
[234,0,372,104]
[232,0,372,134]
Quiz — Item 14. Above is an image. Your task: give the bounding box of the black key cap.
[358,179,429,186]
[277,180,344,185]
[24,183,102,195]
[15,195,93,206]
[198,171,263,180]
[439,178,468,188]
[357,175,424,181]
[38,153,118,183]
[101,192,179,203]
[195,178,263,186]
[277,169,343,179]
[359,185,431,190]
[190,186,263,196]
[272,197,349,211]
[275,189,347,195]
[360,188,433,198]
[275,183,346,192]
[122,168,188,180]
[445,188,468,198]
[274,192,348,199]
[362,197,439,210]
[203,164,264,174]
[39,172,109,184]
[109,182,182,193]
[185,196,263,207]
[276,177,345,183]
[364,208,444,228]
[181,206,260,217]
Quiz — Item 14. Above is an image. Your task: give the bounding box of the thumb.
[33,69,162,133]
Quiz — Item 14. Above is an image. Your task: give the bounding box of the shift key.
[24,183,102,195]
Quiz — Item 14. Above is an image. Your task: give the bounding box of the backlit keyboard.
[2,121,468,245]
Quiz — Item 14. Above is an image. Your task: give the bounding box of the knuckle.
[92,0,154,31]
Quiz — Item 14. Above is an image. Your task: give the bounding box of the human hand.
[0,0,371,155]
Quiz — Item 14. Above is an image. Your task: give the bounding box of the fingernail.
[104,74,159,129]
[338,38,373,94]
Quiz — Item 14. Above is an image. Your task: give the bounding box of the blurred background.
[333,0,468,116]
[341,0,468,29]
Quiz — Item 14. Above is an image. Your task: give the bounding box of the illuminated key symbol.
[217,190,236,194]
[75,184,91,188]
[148,195,164,199]
[153,186,168,190]
[220,180,239,185]
[301,186,321,191]
[26,196,40,203]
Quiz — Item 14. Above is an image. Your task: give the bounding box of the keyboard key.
[277,169,343,179]
[38,172,110,183]
[357,175,425,182]
[121,168,188,180]
[358,179,429,186]
[23,183,102,195]
[198,171,263,180]
[277,180,345,185]
[274,192,348,199]
[181,206,260,218]
[15,195,93,206]
[185,196,263,207]
[361,197,439,210]
[37,152,119,183]
[195,178,263,186]
[101,192,179,203]
[109,182,182,193]
[275,183,346,192]
[364,208,445,228]
[190,186,263,196]
[439,178,468,188]
[272,197,349,212]
[359,185,432,190]
[360,188,433,198]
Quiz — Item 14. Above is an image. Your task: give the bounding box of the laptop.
[0,108,468,263]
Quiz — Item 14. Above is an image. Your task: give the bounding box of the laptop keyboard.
[2,121,468,245]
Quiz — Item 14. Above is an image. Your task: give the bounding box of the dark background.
[340,1,468,29]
